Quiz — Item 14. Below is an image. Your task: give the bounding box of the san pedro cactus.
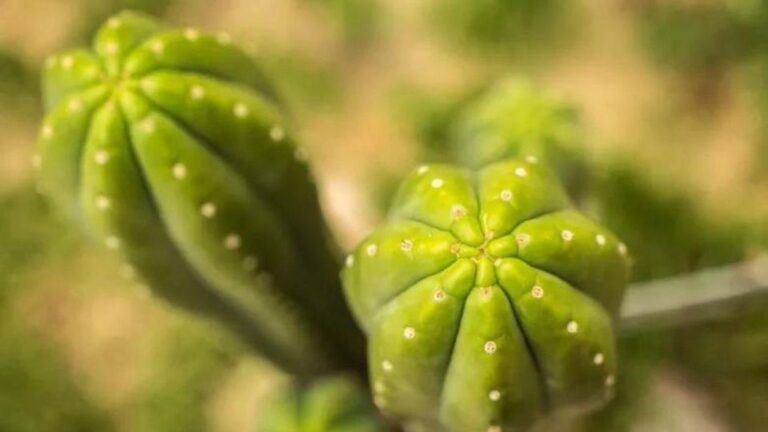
[342,159,630,431]
[451,79,590,200]
[259,375,388,432]
[35,11,364,376]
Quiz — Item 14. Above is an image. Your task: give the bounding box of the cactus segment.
[450,78,590,199]
[259,376,387,432]
[37,11,364,376]
[343,160,629,431]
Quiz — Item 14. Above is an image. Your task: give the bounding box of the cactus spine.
[36,11,365,377]
[343,159,629,431]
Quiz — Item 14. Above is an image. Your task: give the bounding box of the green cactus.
[343,159,630,431]
[451,78,590,200]
[35,11,365,377]
[259,375,388,432]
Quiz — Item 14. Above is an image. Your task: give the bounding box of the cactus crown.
[36,11,365,377]
[343,159,629,431]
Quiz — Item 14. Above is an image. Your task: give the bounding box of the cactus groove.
[36,11,365,377]
[343,159,630,431]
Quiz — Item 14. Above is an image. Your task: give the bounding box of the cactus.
[35,11,365,377]
[342,159,630,431]
[451,78,590,200]
[259,375,388,432]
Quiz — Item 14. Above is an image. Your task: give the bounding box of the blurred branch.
[620,254,768,335]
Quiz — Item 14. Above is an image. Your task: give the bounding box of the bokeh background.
[1,0,767,431]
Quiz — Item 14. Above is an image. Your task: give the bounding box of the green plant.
[343,160,629,431]
[259,375,388,432]
[36,10,364,377]
[33,10,768,432]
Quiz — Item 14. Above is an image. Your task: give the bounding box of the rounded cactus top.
[342,159,630,431]
[451,78,589,199]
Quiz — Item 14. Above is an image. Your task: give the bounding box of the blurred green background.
[0,0,767,431]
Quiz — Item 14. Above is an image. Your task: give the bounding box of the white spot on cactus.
[489,390,501,401]
[200,202,216,218]
[184,28,199,41]
[596,234,606,246]
[234,103,249,118]
[431,178,444,189]
[107,18,121,28]
[242,256,258,272]
[31,154,41,169]
[494,258,503,267]
[105,236,121,250]
[61,56,74,70]
[269,125,285,142]
[484,341,497,354]
[531,285,544,298]
[403,327,416,339]
[400,239,413,252]
[525,155,538,164]
[140,118,155,134]
[104,42,119,55]
[190,85,205,100]
[451,205,467,219]
[417,165,429,175]
[172,163,187,180]
[45,57,57,69]
[217,32,232,45]
[69,97,83,112]
[594,353,605,365]
[345,254,354,267]
[224,234,241,250]
[515,167,528,177]
[41,124,54,140]
[562,230,574,241]
[450,243,461,255]
[500,189,513,202]
[382,360,393,372]
[488,425,501,432]
[96,195,111,211]
[150,40,164,55]
[434,289,446,302]
[95,150,109,165]
[366,244,378,256]
[618,242,628,256]
[566,320,579,334]
[374,381,385,393]
[605,375,616,387]
[515,233,530,248]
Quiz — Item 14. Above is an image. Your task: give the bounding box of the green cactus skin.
[342,159,630,431]
[36,11,365,377]
[259,375,388,432]
[451,78,590,200]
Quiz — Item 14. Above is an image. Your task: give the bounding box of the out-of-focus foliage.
[0,189,111,432]
[308,0,381,50]
[451,78,589,199]
[0,49,39,114]
[259,375,387,432]
[427,0,577,55]
[133,321,241,432]
[591,161,764,282]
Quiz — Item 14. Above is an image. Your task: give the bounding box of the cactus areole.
[343,160,630,431]
[36,11,365,377]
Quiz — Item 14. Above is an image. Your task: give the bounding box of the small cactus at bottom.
[35,11,365,377]
[342,159,630,431]
[259,375,388,432]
